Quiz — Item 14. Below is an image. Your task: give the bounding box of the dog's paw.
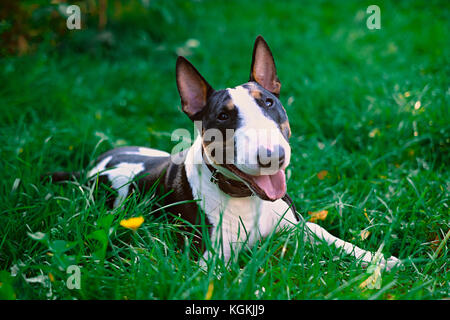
[381,255,402,271]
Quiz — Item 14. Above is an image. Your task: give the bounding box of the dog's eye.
[265,98,274,108]
[217,112,229,121]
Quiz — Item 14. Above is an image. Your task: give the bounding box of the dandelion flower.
[120,216,144,231]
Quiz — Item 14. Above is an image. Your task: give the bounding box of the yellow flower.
[363,208,372,224]
[308,210,328,223]
[317,170,329,180]
[120,216,144,231]
[368,128,380,138]
[359,265,381,290]
[360,230,371,241]
[205,281,214,300]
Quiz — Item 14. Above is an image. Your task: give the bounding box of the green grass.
[0,0,449,299]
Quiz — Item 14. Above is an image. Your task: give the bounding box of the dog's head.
[176,36,291,201]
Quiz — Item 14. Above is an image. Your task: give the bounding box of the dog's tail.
[41,171,81,183]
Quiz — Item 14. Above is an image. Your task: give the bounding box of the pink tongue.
[250,170,286,201]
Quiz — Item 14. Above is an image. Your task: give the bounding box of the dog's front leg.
[303,221,401,271]
[277,208,401,271]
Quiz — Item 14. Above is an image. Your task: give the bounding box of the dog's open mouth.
[223,164,286,201]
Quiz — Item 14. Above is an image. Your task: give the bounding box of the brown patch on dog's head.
[225,99,235,111]
[245,82,263,100]
[250,88,262,99]
[280,120,291,139]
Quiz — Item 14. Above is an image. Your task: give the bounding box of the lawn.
[0,0,448,300]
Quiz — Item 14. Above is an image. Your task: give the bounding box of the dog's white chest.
[185,141,292,248]
[200,190,292,250]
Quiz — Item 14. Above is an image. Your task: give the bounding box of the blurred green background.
[0,0,448,299]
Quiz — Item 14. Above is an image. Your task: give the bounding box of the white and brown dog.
[50,36,400,270]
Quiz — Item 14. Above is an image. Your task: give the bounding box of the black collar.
[205,162,254,198]
[201,146,253,197]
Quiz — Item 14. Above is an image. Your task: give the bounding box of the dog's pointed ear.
[249,36,281,96]
[176,56,213,120]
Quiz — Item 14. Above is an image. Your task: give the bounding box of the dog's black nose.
[257,145,285,168]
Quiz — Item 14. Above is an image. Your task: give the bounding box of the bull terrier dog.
[49,36,400,270]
